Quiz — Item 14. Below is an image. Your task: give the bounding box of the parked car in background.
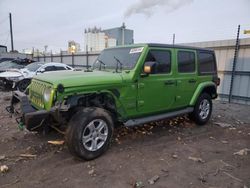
[0,58,15,63]
[0,62,74,91]
[0,58,35,73]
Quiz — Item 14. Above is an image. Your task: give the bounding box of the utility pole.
[172,33,175,45]
[9,13,14,52]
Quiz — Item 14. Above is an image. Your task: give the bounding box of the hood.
[0,70,23,78]
[33,70,124,88]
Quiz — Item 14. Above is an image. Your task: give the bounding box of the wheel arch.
[65,89,126,121]
[189,82,217,106]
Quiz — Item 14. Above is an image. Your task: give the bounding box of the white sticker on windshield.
[129,47,144,54]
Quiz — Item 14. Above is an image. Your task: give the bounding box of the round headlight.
[44,88,51,102]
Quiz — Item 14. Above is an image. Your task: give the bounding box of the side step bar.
[124,107,194,127]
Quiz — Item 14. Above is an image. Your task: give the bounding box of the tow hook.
[16,117,24,131]
[18,122,24,131]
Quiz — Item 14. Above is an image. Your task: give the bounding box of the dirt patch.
[0,93,250,188]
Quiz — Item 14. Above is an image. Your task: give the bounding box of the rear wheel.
[190,93,212,125]
[66,107,114,160]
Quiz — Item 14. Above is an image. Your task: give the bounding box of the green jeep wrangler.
[8,44,220,160]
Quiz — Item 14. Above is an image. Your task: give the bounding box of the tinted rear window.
[198,52,216,73]
[177,51,195,73]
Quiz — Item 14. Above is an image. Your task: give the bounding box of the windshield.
[92,46,144,70]
[25,62,44,72]
[0,61,25,69]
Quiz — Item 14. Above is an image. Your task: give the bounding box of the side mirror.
[143,61,157,75]
[36,68,45,74]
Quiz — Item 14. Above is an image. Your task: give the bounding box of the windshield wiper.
[113,56,123,72]
[96,59,106,70]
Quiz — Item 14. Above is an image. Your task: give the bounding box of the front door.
[137,48,176,116]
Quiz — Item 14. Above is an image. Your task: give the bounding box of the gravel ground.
[0,92,250,188]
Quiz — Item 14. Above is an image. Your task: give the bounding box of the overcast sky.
[0,0,249,53]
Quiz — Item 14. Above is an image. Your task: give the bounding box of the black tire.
[66,107,114,160]
[17,79,31,92]
[190,93,212,125]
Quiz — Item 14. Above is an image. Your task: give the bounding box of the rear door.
[174,49,198,108]
[137,47,176,115]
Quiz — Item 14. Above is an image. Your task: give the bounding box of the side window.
[44,66,56,72]
[145,50,171,74]
[177,51,195,73]
[198,51,216,73]
[55,66,67,71]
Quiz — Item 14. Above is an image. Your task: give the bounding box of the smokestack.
[124,0,193,18]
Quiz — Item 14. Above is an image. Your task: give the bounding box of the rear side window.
[198,51,216,74]
[45,66,56,72]
[145,50,171,74]
[55,66,67,71]
[177,51,195,73]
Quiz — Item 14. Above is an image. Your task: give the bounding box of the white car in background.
[0,62,74,92]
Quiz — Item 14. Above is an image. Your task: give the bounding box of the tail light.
[213,76,220,86]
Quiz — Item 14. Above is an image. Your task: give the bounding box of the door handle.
[164,80,175,85]
[188,79,196,83]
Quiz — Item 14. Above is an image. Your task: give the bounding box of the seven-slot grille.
[29,81,47,108]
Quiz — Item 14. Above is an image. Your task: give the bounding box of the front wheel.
[17,79,31,92]
[190,93,212,125]
[66,107,114,160]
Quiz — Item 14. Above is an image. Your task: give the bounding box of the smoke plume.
[124,0,193,18]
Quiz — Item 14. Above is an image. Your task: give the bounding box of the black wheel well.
[201,86,217,98]
[67,93,119,122]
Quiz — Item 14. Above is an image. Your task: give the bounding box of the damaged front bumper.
[6,91,56,131]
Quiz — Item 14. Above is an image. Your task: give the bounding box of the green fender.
[189,81,216,106]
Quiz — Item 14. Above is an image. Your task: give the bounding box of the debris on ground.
[188,156,205,163]
[223,172,243,182]
[161,169,169,177]
[88,169,95,176]
[233,148,250,156]
[172,154,178,159]
[0,155,5,161]
[3,96,11,101]
[19,154,37,158]
[0,165,9,173]
[134,181,144,188]
[221,140,228,144]
[215,122,232,128]
[148,175,160,185]
[198,173,207,183]
[47,140,65,145]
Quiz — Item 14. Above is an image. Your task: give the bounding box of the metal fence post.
[229,25,240,103]
[60,50,63,63]
[44,54,46,62]
[37,50,40,62]
[50,50,53,62]
[86,45,89,70]
[72,52,74,68]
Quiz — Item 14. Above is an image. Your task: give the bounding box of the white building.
[84,27,117,52]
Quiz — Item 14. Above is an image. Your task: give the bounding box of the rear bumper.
[7,91,50,131]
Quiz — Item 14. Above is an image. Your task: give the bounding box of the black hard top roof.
[146,43,214,52]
